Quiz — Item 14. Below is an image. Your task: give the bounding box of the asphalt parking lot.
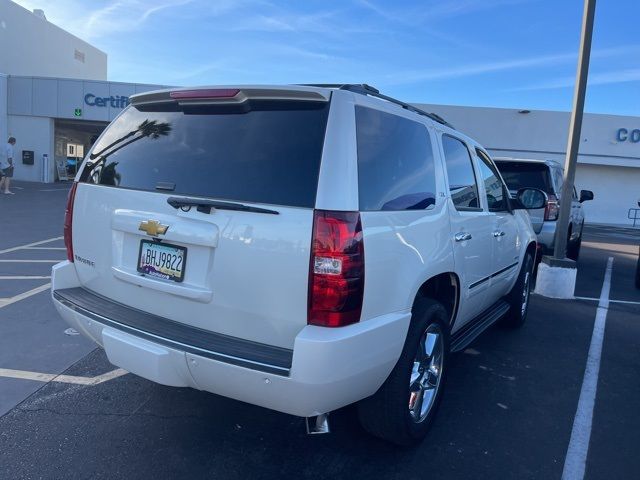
[1,181,639,479]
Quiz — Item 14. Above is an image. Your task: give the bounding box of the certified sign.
[84,94,130,108]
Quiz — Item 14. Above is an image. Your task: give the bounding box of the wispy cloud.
[511,68,640,91]
[382,45,640,85]
[12,0,235,40]
[170,44,341,82]
[356,0,532,24]
[354,0,533,52]
[383,52,574,85]
[225,8,367,37]
[86,0,193,35]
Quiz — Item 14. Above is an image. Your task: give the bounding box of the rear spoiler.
[131,87,329,108]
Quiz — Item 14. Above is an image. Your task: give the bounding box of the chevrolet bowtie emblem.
[138,220,169,236]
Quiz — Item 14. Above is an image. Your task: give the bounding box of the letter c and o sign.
[617,128,640,143]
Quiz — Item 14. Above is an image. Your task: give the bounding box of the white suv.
[52,84,543,445]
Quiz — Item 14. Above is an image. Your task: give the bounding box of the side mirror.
[513,188,548,210]
[579,190,594,203]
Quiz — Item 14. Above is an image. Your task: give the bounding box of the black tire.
[501,253,534,328]
[357,298,450,446]
[567,235,582,261]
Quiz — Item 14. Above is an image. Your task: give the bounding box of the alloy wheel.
[521,270,531,316]
[408,324,444,423]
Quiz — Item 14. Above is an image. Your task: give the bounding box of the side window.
[476,149,509,212]
[441,135,480,211]
[356,106,436,211]
[554,168,564,195]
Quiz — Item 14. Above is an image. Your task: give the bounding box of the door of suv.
[440,134,494,328]
[476,149,521,299]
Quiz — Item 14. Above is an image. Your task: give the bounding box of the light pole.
[535,0,597,299]
[552,0,597,260]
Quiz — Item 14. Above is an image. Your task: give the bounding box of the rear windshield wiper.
[167,196,279,215]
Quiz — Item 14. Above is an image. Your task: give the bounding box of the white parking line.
[562,257,614,480]
[24,247,66,251]
[574,296,640,306]
[0,236,63,255]
[0,275,51,280]
[0,368,128,385]
[0,283,51,309]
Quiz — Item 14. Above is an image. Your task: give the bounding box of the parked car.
[494,158,593,260]
[52,84,545,446]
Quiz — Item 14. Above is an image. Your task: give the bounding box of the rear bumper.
[536,221,556,253]
[51,261,410,417]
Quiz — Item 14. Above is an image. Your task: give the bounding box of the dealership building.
[0,1,166,183]
[1,1,639,225]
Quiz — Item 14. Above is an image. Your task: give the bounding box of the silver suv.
[495,158,593,260]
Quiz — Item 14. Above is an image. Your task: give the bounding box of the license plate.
[137,240,187,282]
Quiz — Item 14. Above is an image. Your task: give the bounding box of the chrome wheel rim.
[521,270,531,316]
[409,324,444,423]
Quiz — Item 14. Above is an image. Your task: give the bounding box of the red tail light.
[64,182,78,262]
[308,210,364,327]
[544,194,559,221]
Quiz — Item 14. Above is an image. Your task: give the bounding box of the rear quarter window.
[80,100,330,208]
[356,106,436,211]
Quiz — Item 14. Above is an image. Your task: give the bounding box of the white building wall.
[7,114,54,182]
[0,0,107,80]
[575,164,640,225]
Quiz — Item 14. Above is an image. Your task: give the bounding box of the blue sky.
[14,0,640,115]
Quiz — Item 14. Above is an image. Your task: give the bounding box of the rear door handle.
[493,230,506,237]
[455,232,472,242]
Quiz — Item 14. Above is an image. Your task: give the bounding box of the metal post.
[553,0,597,260]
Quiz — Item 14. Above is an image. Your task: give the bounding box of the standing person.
[0,137,16,194]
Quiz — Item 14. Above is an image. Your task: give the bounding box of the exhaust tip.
[305,413,330,435]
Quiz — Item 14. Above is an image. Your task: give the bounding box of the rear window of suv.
[79,100,330,208]
[494,161,553,194]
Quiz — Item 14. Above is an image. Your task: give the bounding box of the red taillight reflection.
[64,182,78,262]
[544,194,559,221]
[169,89,240,100]
[308,210,364,327]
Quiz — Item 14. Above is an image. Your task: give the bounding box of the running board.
[451,300,510,352]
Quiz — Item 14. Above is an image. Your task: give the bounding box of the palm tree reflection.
[88,120,172,185]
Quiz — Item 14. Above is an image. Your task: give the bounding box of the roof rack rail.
[299,84,453,128]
